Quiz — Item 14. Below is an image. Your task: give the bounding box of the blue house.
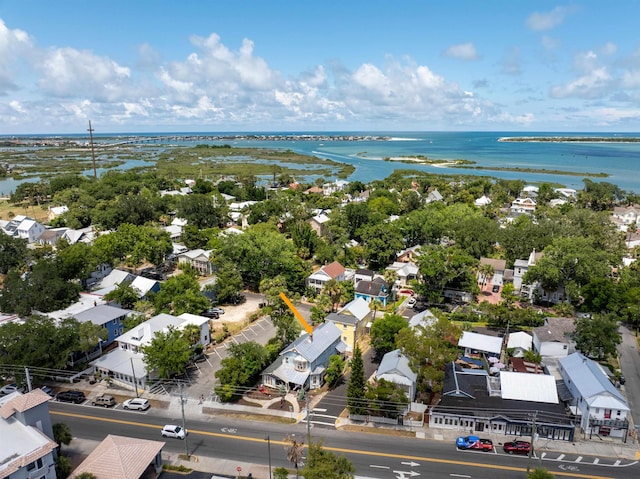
[261,321,347,391]
[354,277,389,306]
[73,304,132,345]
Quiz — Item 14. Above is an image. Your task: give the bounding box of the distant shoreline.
[499,136,640,143]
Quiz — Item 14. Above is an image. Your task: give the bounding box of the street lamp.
[265,436,272,479]
[179,383,190,458]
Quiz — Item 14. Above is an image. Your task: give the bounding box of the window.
[27,458,43,471]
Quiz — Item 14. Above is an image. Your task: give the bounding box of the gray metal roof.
[282,321,342,362]
[559,352,627,408]
[377,349,417,383]
[73,304,132,326]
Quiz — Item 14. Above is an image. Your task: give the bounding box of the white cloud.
[526,6,578,32]
[443,42,478,61]
[0,19,34,94]
[36,47,131,100]
[551,67,611,99]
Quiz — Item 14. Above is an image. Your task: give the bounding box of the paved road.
[618,325,640,433]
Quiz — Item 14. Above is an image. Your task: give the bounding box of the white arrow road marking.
[401,461,420,467]
[450,475,471,478]
[393,470,420,478]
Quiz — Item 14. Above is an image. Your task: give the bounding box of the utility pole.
[306,396,311,445]
[179,383,190,458]
[265,435,272,479]
[527,410,537,474]
[87,120,97,178]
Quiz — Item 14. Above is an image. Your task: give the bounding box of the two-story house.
[559,352,630,439]
[0,389,57,479]
[261,321,347,391]
[354,277,389,306]
[177,249,213,276]
[306,261,347,294]
[73,304,133,346]
[324,297,370,354]
[91,313,210,391]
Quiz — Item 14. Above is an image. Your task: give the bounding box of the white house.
[1,215,46,243]
[92,313,210,391]
[474,195,492,207]
[177,249,213,275]
[510,197,537,215]
[306,261,347,294]
[386,261,419,289]
[375,349,418,401]
[478,257,507,287]
[559,352,630,439]
[532,317,575,358]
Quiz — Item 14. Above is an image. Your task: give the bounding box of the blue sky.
[1,0,640,134]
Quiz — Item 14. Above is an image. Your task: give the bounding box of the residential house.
[429,362,574,441]
[177,249,213,276]
[396,245,422,263]
[516,250,566,304]
[458,331,503,358]
[92,313,209,390]
[474,195,492,207]
[322,179,349,196]
[71,435,164,479]
[375,349,418,401]
[386,261,419,291]
[306,261,347,294]
[559,352,630,439]
[477,257,507,288]
[261,321,347,391]
[177,313,211,346]
[36,227,68,247]
[92,269,135,295]
[611,205,640,232]
[510,197,537,215]
[309,210,331,237]
[0,389,58,479]
[354,268,375,285]
[1,215,46,243]
[43,292,106,323]
[73,304,132,345]
[355,277,389,306]
[554,188,577,199]
[408,309,438,331]
[506,331,533,357]
[47,205,69,221]
[130,276,161,299]
[425,189,443,204]
[324,297,370,353]
[62,225,97,245]
[532,317,575,358]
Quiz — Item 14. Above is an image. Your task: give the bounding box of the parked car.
[0,383,23,396]
[161,424,187,439]
[503,440,531,454]
[208,307,225,315]
[122,398,150,411]
[56,390,87,404]
[406,297,417,308]
[492,284,500,293]
[618,374,626,385]
[92,394,116,407]
[456,435,494,451]
[201,309,220,319]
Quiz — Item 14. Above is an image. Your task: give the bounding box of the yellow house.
[325,297,371,354]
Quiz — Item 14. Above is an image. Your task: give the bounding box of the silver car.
[122,398,150,411]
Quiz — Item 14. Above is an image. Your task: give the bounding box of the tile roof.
[0,389,51,419]
[321,261,345,279]
[71,434,164,479]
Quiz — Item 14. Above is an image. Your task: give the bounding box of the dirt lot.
[217,295,262,323]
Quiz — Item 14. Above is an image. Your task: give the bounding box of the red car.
[503,440,531,454]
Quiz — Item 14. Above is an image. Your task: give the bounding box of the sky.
[1,0,640,134]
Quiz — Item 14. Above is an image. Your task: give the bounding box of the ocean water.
[2,131,640,193]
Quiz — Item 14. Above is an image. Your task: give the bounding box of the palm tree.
[322,279,343,312]
[478,263,495,292]
[285,435,305,479]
